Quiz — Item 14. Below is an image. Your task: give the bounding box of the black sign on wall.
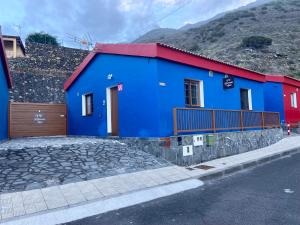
[223,77,235,89]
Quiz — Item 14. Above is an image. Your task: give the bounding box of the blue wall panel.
[0,61,9,142]
[156,59,265,137]
[263,82,285,122]
[67,54,160,137]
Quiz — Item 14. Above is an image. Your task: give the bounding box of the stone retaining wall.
[122,129,284,166]
[9,72,67,103]
[0,137,170,193]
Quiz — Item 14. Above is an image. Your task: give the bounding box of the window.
[184,79,204,107]
[291,93,297,108]
[240,88,252,110]
[82,93,93,116]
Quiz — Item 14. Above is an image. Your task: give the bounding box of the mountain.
[135,0,273,40]
[134,0,300,78]
[134,28,178,43]
[180,0,273,31]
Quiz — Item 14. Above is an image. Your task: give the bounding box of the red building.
[265,75,300,125]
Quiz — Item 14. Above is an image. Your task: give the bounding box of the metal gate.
[9,102,67,138]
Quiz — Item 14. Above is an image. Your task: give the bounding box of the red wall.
[283,84,300,124]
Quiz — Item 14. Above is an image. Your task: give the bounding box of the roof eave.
[64,51,97,91]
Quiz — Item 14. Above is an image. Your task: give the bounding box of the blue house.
[0,33,12,142]
[264,75,300,125]
[65,43,278,138]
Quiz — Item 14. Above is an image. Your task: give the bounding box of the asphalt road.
[64,153,300,225]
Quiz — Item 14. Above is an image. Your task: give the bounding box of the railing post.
[240,111,244,131]
[212,110,216,133]
[173,108,178,136]
[261,112,265,129]
[8,102,11,139]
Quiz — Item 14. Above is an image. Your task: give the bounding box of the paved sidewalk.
[1,135,300,224]
[0,166,192,221]
[186,135,300,179]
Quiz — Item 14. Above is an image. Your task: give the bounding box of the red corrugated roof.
[266,75,300,88]
[0,33,12,88]
[65,43,267,91]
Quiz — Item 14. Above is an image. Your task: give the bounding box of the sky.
[0,0,256,48]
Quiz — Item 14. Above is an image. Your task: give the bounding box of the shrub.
[292,72,300,79]
[188,44,200,52]
[241,36,272,49]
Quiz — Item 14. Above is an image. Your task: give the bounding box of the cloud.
[0,0,257,46]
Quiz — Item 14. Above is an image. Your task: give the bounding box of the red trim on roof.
[64,52,96,90]
[95,43,158,58]
[156,44,265,82]
[266,75,300,88]
[64,43,266,91]
[0,34,12,88]
[265,75,284,83]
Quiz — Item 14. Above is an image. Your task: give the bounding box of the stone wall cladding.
[8,42,89,103]
[122,129,284,166]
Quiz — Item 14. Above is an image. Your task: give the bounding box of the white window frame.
[184,79,205,107]
[81,93,93,116]
[200,80,205,107]
[248,89,253,111]
[82,95,87,116]
[106,87,112,133]
[291,93,297,108]
[240,88,253,110]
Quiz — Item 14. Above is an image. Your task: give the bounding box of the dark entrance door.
[110,87,119,136]
[240,89,249,110]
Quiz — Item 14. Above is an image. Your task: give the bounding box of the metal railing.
[173,108,280,135]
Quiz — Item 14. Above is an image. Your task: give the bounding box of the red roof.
[64,43,267,91]
[266,75,300,88]
[0,33,12,88]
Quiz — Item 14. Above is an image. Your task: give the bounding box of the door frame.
[106,86,118,135]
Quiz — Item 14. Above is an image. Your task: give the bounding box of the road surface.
[64,153,300,225]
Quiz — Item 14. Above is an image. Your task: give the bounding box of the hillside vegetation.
[135,0,300,78]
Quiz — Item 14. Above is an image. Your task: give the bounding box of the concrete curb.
[196,147,300,181]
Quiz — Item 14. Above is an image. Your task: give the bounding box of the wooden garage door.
[9,102,67,138]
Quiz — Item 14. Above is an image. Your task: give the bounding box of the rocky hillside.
[134,0,300,78]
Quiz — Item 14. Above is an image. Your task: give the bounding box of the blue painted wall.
[0,59,9,142]
[263,82,285,122]
[67,54,266,137]
[67,54,161,137]
[156,59,265,137]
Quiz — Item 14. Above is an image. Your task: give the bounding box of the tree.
[26,32,59,46]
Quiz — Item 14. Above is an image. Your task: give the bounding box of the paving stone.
[41,187,68,209]
[60,183,86,205]
[13,206,26,217]
[22,189,44,205]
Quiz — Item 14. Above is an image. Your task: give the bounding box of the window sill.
[82,114,93,117]
[185,105,204,108]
